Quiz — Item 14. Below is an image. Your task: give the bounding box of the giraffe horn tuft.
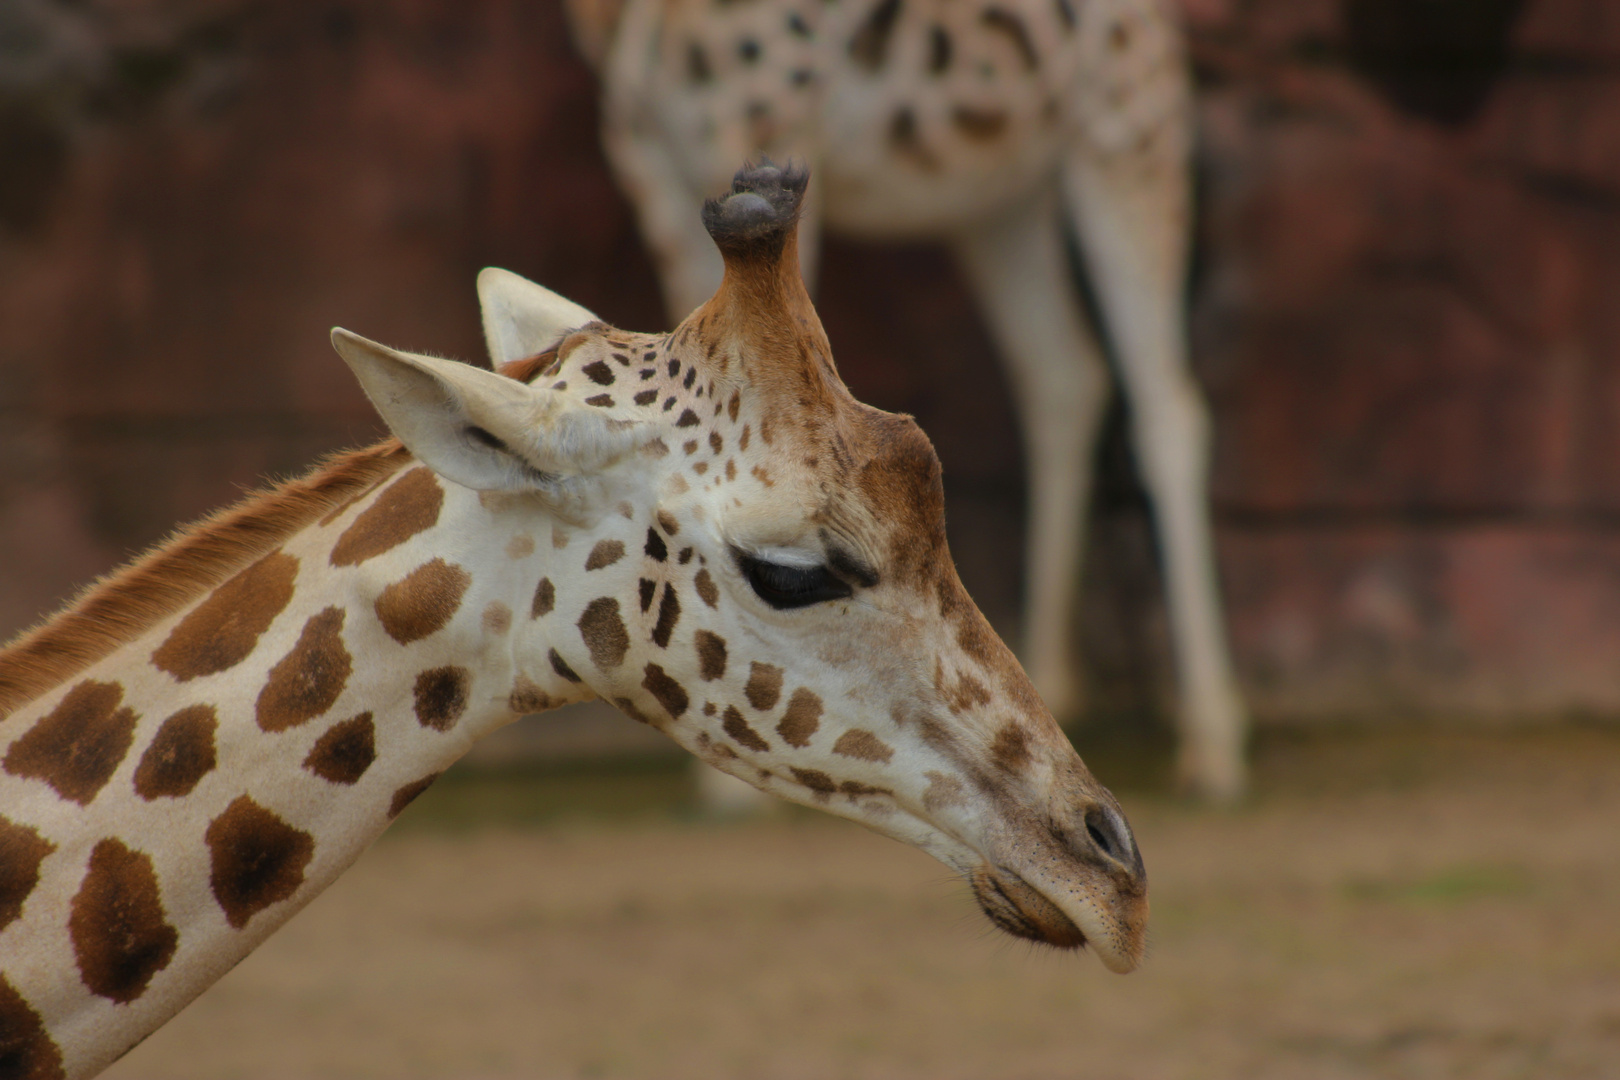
[701,158,809,259]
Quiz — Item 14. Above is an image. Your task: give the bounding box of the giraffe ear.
[332,328,642,492]
[477,268,600,368]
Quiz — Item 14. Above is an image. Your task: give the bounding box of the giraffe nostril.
[1083,805,1133,867]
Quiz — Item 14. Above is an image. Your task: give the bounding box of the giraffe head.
[332,162,1147,971]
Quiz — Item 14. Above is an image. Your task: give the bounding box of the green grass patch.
[1343,863,1533,905]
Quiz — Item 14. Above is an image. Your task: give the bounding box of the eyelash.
[736,552,854,610]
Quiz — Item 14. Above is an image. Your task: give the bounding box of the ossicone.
[701,159,809,261]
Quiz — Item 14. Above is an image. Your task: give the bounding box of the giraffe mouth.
[969,866,1087,950]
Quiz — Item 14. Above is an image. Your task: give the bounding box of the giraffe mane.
[0,438,415,720]
[0,353,559,721]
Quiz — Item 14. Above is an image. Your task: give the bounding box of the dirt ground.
[107,727,1620,1080]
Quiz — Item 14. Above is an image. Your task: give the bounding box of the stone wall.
[2,0,1618,725]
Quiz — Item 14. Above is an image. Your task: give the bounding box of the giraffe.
[568,0,1248,799]
[0,164,1146,1079]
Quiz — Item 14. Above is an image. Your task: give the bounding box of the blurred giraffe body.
[572,0,1247,797]
[0,164,1147,1079]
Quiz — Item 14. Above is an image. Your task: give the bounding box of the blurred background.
[3,0,1618,1077]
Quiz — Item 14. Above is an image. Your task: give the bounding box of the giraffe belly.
[817,123,1065,240]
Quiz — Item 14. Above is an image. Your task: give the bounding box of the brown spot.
[483,601,513,635]
[727,391,741,422]
[991,722,1032,772]
[150,551,298,681]
[374,558,471,645]
[889,106,941,172]
[639,578,658,613]
[645,528,669,562]
[4,680,139,806]
[955,614,998,669]
[739,424,751,451]
[834,728,893,763]
[330,467,443,567]
[615,697,658,727]
[918,714,960,754]
[656,510,680,536]
[585,393,614,407]
[508,676,556,714]
[750,465,774,487]
[694,568,720,608]
[923,771,967,811]
[744,662,783,710]
[581,359,615,385]
[952,105,1008,140]
[641,664,689,719]
[578,598,630,669]
[133,705,217,800]
[552,527,570,549]
[928,24,953,71]
[981,6,1037,69]
[318,474,388,528]
[634,389,658,406]
[708,431,723,454]
[776,688,823,747]
[722,705,768,752]
[69,838,178,1004]
[695,630,727,680]
[642,438,670,459]
[388,774,441,818]
[942,669,992,714]
[693,461,708,475]
[413,666,470,731]
[790,767,837,795]
[505,533,535,559]
[302,712,376,785]
[531,577,556,618]
[549,649,582,683]
[667,474,689,495]
[849,0,901,69]
[678,548,694,565]
[0,816,53,933]
[585,539,626,571]
[841,780,892,797]
[205,796,315,930]
[256,608,352,732]
[676,409,700,428]
[652,584,681,648]
[0,975,64,1080]
[725,459,737,481]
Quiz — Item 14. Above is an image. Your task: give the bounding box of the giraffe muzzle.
[969,865,1087,950]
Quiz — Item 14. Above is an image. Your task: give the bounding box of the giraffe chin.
[969,865,1088,952]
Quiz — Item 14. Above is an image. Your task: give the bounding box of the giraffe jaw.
[862,805,1146,973]
[969,865,1088,951]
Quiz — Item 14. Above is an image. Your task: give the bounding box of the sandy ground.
[107,727,1620,1080]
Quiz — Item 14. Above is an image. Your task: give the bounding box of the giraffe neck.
[0,452,606,1080]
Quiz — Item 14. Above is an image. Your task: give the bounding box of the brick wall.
[2,0,1617,724]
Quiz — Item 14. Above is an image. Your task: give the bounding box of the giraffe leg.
[951,187,1111,723]
[1060,132,1248,802]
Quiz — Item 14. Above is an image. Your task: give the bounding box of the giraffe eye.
[736,552,853,609]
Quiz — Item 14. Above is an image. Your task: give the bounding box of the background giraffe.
[569,0,1247,799]
[0,164,1145,1079]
